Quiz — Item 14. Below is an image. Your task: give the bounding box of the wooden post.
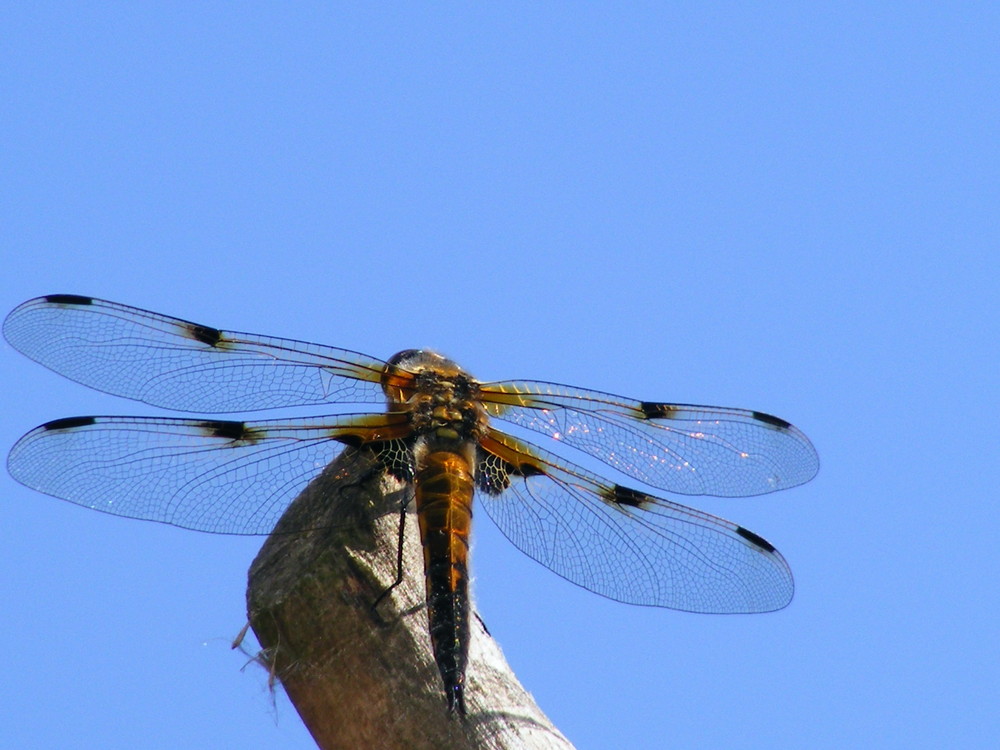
[246,447,575,750]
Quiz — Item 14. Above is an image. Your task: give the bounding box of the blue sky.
[2,4,996,749]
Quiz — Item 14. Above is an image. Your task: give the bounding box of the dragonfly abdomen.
[414,449,475,716]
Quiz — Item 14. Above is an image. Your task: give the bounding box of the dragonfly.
[4,294,818,715]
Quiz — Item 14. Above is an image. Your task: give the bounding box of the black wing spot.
[185,322,224,347]
[43,416,97,431]
[639,402,680,419]
[752,411,791,430]
[336,433,366,449]
[374,439,414,483]
[476,449,512,495]
[43,294,93,306]
[735,526,776,553]
[200,419,248,440]
[607,484,649,508]
[517,462,546,478]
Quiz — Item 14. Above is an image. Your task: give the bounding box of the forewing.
[7,413,406,535]
[480,380,818,497]
[3,295,390,412]
[476,428,793,613]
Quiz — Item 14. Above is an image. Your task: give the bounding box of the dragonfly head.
[385,348,469,376]
[381,349,473,406]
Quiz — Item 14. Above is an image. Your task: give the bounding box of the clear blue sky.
[2,5,996,749]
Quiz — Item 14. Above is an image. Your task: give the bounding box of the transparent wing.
[480,380,819,497]
[3,295,390,413]
[6,413,404,535]
[477,428,793,613]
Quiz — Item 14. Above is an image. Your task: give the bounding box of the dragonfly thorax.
[382,349,489,451]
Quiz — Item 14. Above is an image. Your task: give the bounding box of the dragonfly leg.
[372,499,409,613]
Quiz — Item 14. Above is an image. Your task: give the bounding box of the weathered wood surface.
[246,447,575,750]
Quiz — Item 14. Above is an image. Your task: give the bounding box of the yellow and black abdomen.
[413,449,475,715]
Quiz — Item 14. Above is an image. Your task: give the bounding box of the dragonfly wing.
[7,413,405,535]
[481,380,819,497]
[476,428,793,613]
[3,295,390,413]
